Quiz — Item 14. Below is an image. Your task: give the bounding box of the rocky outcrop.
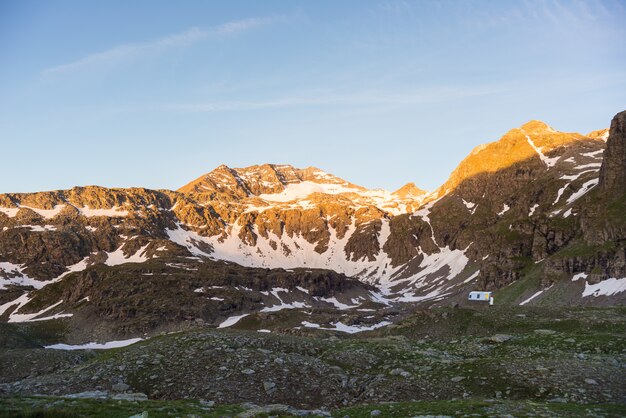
[8,258,379,336]
[599,110,626,192]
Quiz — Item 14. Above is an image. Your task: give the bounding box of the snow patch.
[553,184,569,205]
[519,286,552,306]
[387,244,470,302]
[166,224,213,257]
[413,197,442,246]
[560,169,599,181]
[78,206,129,217]
[463,270,480,284]
[582,277,626,297]
[22,225,57,232]
[1,204,66,218]
[497,204,510,216]
[21,312,74,322]
[258,182,362,202]
[575,163,602,170]
[8,299,70,323]
[0,262,46,289]
[462,199,475,209]
[260,301,308,312]
[21,205,66,219]
[461,199,478,215]
[217,314,249,328]
[301,320,392,334]
[524,133,559,168]
[105,244,150,266]
[0,294,31,317]
[57,258,91,280]
[581,150,604,158]
[0,207,19,217]
[45,338,143,350]
[566,179,599,204]
[320,297,357,310]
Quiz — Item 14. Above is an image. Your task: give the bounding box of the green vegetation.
[555,240,617,258]
[0,320,69,347]
[494,271,540,305]
[492,221,527,243]
[605,193,626,224]
[1,397,624,418]
[1,307,624,417]
[332,400,626,418]
[0,397,243,418]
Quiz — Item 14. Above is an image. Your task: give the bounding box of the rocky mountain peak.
[178,163,362,201]
[178,164,250,197]
[436,121,591,196]
[586,128,610,141]
[599,110,626,191]
[517,120,587,150]
[393,182,427,198]
[519,120,556,133]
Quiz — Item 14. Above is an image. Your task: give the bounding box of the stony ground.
[1,306,625,417]
[1,397,625,417]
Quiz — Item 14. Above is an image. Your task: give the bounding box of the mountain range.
[1,111,624,340]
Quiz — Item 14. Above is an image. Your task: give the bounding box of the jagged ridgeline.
[1,111,624,337]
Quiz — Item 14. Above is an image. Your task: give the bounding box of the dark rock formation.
[599,110,626,192]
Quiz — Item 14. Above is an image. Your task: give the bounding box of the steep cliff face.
[566,110,626,286]
[599,110,626,192]
[1,112,625,333]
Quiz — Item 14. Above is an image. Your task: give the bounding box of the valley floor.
[1,397,624,417]
[1,306,625,417]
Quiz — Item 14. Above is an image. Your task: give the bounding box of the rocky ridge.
[0,113,625,338]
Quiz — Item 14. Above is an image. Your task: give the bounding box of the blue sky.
[1,0,625,194]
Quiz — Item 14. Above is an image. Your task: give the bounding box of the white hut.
[468,291,494,305]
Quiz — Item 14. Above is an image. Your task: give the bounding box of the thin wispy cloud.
[214,16,278,36]
[114,65,626,115]
[42,16,281,75]
[476,0,619,29]
[119,86,505,113]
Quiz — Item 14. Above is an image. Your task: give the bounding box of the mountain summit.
[178,163,363,198]
[436,120,597,196]
[393,182,427,198]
